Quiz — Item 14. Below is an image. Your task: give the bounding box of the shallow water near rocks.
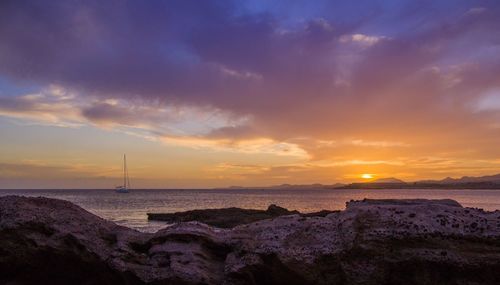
[1,188,499,232]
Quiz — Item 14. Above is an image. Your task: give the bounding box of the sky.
[1,0,500,188]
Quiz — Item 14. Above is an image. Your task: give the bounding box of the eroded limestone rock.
[1,196,499,285]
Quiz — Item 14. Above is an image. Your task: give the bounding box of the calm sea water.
[1,188,499,232]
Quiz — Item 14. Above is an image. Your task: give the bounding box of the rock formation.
[1,196,500,284]
[148,204,335,228]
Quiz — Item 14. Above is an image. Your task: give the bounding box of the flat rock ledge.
[147,204,336,228]
[1,196,499,285]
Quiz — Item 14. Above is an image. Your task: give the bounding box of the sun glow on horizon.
[0,1,499,189]
[361,173,374,179]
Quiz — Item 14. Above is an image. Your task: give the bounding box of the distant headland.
[225,173,500,190]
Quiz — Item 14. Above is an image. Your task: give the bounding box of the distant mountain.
[266,183,346,189]
[371,177,406,183]
[443,174,500,183]
[338,173,500,189]
[420,174,500,184]
[225,174,500,190]
[224,183,345,190]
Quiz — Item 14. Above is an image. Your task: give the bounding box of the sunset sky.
[1,0,500,188]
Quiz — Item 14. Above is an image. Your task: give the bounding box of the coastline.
[1,195,499,284]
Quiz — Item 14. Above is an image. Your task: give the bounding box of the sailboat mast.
[123,154,127,188]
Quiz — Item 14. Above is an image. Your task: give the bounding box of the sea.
[1,188,499,232]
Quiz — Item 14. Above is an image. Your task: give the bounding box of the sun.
[361,173,374,179]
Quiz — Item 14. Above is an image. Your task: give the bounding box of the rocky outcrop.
[148,204,335,228]
[1,196,500,284]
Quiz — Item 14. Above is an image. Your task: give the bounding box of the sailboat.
[115,154,130,193]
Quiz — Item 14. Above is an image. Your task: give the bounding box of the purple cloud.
[1,0,500,163]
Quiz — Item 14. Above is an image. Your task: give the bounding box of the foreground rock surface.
[148,204,335,228]
[1,196,499,285]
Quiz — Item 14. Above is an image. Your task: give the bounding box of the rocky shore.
[1,196,500,284]
[147,204,336,228]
